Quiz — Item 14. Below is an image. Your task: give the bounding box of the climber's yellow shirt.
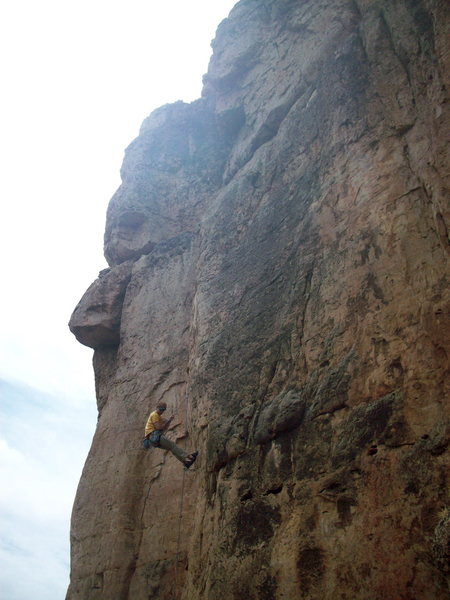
[145,410,163,436]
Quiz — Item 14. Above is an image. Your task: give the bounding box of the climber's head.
[156,401,167,414]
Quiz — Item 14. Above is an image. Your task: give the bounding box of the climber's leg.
[184,451,198,469]
[159,435,189,464]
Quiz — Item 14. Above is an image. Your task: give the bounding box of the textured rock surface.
[68,1,450,599]
[69,261,133,348]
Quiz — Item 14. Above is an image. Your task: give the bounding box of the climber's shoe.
[184,451,198,469]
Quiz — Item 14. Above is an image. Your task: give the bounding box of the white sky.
[0,1,236,598]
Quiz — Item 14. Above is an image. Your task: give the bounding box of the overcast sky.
[0,1,236,598]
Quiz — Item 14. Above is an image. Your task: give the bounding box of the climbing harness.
[143,425,166,449]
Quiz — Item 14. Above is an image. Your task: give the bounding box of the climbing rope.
[174,389,191,598]
[174,467,186,595]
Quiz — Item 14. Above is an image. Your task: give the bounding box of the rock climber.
[144,401,198,469]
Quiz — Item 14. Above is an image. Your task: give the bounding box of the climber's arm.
[162,416,174,431]
[153,414,174,431]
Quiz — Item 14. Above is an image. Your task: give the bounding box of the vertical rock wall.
[68,1,449,598]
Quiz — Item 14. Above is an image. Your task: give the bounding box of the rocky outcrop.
[68,1,450,599]
[69,262,133,348]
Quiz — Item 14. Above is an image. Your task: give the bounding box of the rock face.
[67,1,450,599]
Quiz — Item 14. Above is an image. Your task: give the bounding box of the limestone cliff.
[68,1,450,598]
